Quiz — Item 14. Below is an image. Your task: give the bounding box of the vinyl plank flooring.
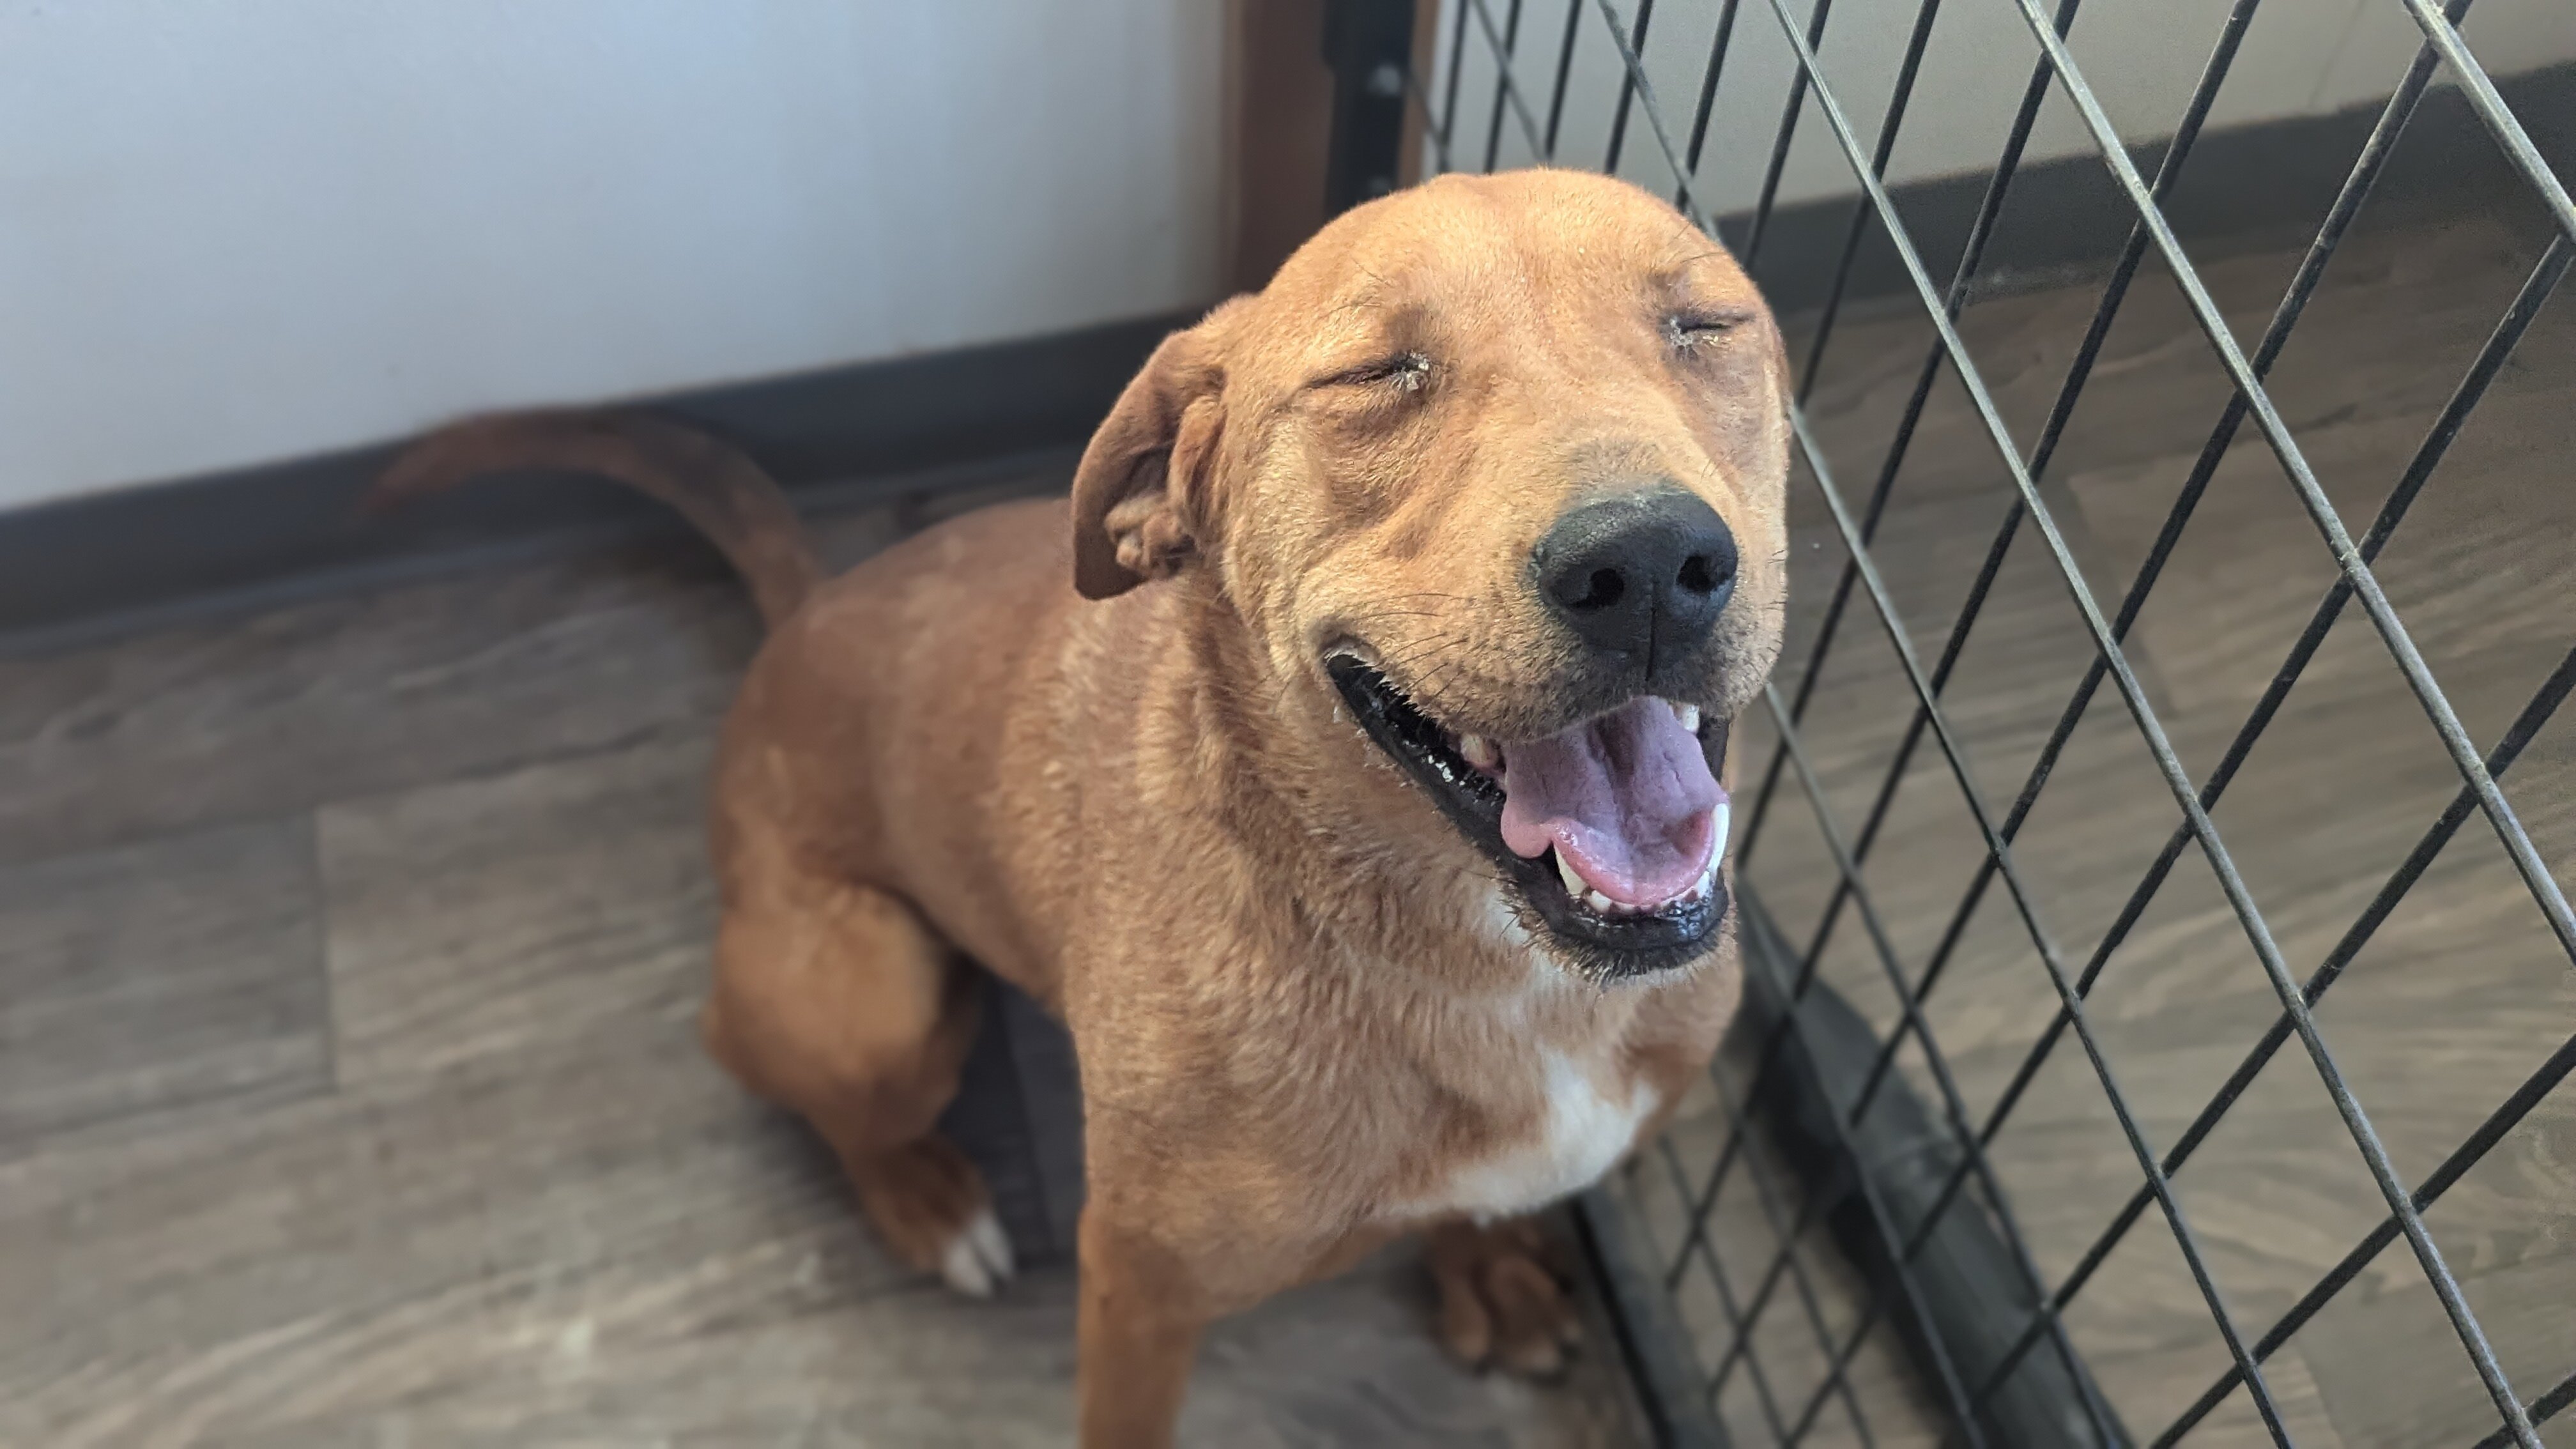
[0,1037,910,1449]
[316,733,720,1087]
[0,816,328,1159]
[2296,1238,2576,1448]
[2,993,1643,1447]
[1181,1236,1646,1449]
[195,1275,1087,1449]
[0,546,752,873]
[1721,212,2576,1443]
[13,215,2572,1445]
[1784,215,2555,534]
[2059,384,2576,732]
[293,723,1639,1442]
[0,463,1070,874]
[1631,1078,1953,1449]
[314,716,1062,1266]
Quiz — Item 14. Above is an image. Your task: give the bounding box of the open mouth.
[1326,653,1731,979]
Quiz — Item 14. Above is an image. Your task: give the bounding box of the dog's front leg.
[1075,1208,1210,1448]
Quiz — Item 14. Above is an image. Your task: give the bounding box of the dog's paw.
[1425,1217,1585,1378]
[939,1202,1018,1298]
[845,1136,1017,1298]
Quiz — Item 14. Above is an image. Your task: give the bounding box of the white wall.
[5,2,2563,516]
[1437,0,2574,217]
[0,1,1224,511]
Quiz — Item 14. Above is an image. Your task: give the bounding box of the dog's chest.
[1394,1048,1657,1223]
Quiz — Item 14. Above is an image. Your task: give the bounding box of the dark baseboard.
[4,62,2564,650]
[1724,61,2575,314]
[0,310,1189,651]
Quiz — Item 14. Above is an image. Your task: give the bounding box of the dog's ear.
[1070,300,1243,601]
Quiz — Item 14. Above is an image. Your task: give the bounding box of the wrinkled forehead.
[1251,172,1761,358]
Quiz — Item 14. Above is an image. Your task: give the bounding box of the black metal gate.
[1333,1,2576,1444]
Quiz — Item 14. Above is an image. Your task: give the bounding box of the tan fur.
[385,169,1790,1448]
[374,408,822,625]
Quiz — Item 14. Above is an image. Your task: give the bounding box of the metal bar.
[1749,0,2321,1430]
[1784,0,2265,1142]
[1579,1181,1737,1448]
[1959,233,2573,1413]
[1742,0,1836,267]
[1791,0,1948,404]
[1995,6,2554,1437]
[1543,0,1584,159]
[1740,875,2135,1446]
[2396,0,2576,244]
[1647,1138,1795,1444]
[2471,1368,2576,1449]
[1588,0,1705,218]
[1699,1044,1883,1447]
[1843,10,2524,1382]
[1676,936,1853,1385]
[1690,829,1995,1446]
[1782,0,2267,1036]
[1468,0,1549,160]
[1785,394,2288,1440]
[1575,9,2147,1439]
[2004,638,2576,1436]
[2004,0,2576,995]
[1703,8,2282,1409]
[1603,0,1655,173]
[1676,0,1744,201]
[1753,684,2123,1445]
[2157,1027,2576,1444]
[1476,0,1528,170]
[1858,0,2492,1185]
[1439,0,1471,169]
[1736,0,2085,873]
[1405,63,1456,178]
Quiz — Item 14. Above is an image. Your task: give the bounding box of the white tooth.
[1585,889,1617,914]
[1460,733,1500,770]
[1676,702,1703,733]
[1556,848,1586,898]
[1711,801,1731,853]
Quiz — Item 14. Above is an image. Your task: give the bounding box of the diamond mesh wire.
[1410,2,2575,1442]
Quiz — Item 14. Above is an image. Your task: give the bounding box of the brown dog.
[382,168,1789,1446]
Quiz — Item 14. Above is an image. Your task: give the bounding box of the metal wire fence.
[1384,0,2575,1443]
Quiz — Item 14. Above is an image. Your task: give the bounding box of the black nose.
[1533,486,1738,675]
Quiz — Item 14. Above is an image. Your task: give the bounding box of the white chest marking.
[1406,1050,1658,1223]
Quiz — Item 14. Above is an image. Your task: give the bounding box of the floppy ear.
[1070,302,1241,601]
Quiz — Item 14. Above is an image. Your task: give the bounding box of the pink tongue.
[1498,698,1724,907]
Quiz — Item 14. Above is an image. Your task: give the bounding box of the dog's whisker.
[1374,634,1475,678]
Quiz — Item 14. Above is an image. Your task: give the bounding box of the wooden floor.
[1632,211,2576,1446]
[0,466,1646,1447]
[4,210,2568,1449]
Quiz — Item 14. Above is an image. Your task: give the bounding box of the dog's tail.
[374,409,824,627]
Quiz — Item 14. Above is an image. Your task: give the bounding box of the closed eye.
[1666,312,1751,350]
[1320,351,1433,391]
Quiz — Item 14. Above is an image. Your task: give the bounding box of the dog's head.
[1071,169,1789,979]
